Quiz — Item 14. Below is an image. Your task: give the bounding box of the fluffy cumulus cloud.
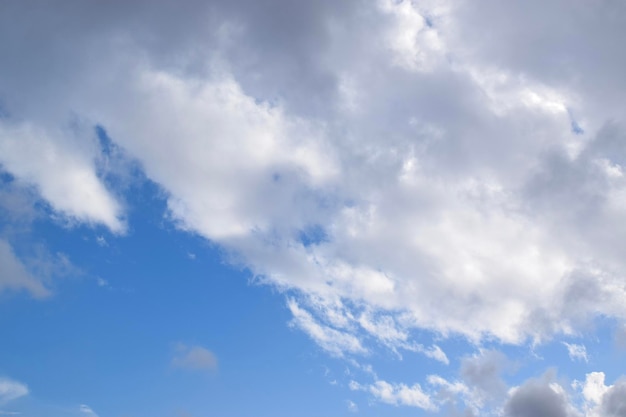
[504,377,573,417]
[357,360,626,416]
[495,371,626,417]
[2,0,626,412]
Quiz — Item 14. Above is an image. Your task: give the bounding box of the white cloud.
[171,344,217,372]
[0,378,28,405]
[362,379,435,410]
[78,404,99,417]
[563,342,588,362]
[416,345,449,365]
[0,122,124,233]
[427,375,477,411]
[378,0,445,71]
[427,375,469,396]
[580,372,609,409]
[287,299,366,357]
[95,68,337,241]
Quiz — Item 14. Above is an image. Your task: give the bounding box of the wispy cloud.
[171,344,217,373]
[79,404,99,417]
[0,378,28,405]
[287,299,366,357]
[563,342,588,362]
[350,379,435,411]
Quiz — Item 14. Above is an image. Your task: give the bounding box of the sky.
[1,0,626,416]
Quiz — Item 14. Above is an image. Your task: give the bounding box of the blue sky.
[2,1,626,416]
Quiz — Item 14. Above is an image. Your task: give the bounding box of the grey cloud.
[0,0,357,120]
[0,239,49,298]
[602,380,626,417]
[504,378,570,417]
[0,180,39,233]
[460,350,509,401]
[450,0,626,117]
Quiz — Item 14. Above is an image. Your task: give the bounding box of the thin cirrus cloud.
[1,0,626,414]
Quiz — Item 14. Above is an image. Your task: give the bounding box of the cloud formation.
[2,0,626,410]
[563,342,588,363]
[350,379,435,411]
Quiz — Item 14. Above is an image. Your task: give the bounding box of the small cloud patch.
[171,344,217,373]
[0,378,28,405]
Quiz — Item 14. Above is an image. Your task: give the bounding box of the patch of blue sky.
[571,120,585,135]
[0,172,367,416]
[298,223,329,247]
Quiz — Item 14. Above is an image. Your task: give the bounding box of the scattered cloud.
[287,299,366,357]
[0,378,28,405]
[171,344,217,373]
[562,342,588,362]
[415,344,449,365]
[350,379,435,411]
[346,400,358,413]
[78,404,99,417]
